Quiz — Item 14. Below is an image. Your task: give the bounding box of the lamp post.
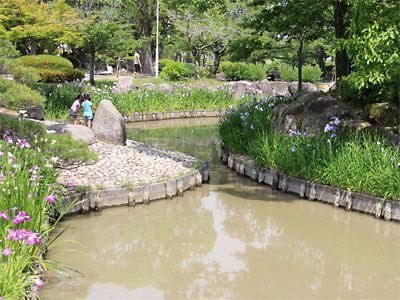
[155,0,159,78]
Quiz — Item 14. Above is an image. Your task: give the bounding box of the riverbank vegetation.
[37,80,245,120]
[0,115,98,299]
[218,98,400,201]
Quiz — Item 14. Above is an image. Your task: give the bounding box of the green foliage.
[0,115,46,138]
[301,64,322,82]
[160,61,186,81]
[278,64,322,82]
[277,64,297,82]
[184,63,196,77]
[37,68,85,83]
[199,66,209,78]
[0,78,45,109]
[158,58,175,71]
[18,55,83,83]
[219,103,400,200]
[9,64,41,85]
[337,0,400,104]
[219,61,233,73]
[18,55,73,69]
[224,62,265,81]
[224,62,253,81]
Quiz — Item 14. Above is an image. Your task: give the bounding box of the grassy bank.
[218,99,400,200]
[31,79,242,120]
[0,115,97,299]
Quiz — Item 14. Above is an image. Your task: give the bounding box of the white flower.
[46,130,56,134]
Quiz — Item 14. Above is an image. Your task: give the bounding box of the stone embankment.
[221,146,400,222]
[123,109,225,123]
[58,139,210,216]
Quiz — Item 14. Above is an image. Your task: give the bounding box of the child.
[69,94,82,125]
[82,93,96,128]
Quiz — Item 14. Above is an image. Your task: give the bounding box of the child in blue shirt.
[82,93,96,128]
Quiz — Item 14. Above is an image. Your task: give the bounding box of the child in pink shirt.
[69,94,82,125]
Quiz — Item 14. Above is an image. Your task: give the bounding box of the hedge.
[37,68,84,83]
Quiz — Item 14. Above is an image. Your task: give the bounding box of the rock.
[269,81,291,97]
[215,73,225,80]
[364,102,399,126]
[288,82,318,94]
[229,81,261,98]
[293,91,323,104]
[47,124,95,145]
[270,103,301,134]
[26,106,45,121]
[302,96,338,131]
[115,77,136,93]
[158,83,173,94]
[328,82,337,91]
[142,83,156,90]
[258,79,273,94]
[92,100,127,145]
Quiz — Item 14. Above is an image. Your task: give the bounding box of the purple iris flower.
[290,147,296,152]
[0,210,9,221]
[1,247,15,256]
[391,156,396,161]
[25,231,40,245]
[45,195,56,204]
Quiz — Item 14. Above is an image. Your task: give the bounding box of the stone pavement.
[56,139,198,189]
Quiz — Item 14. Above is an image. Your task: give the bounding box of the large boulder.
[302,96,339,131]
[142,83,156,90]
[364,102,399,126]
[115,77,136,93]
[269,81,291,97]
[288,82,318,94]
[26,106,45,121]
[258,79,273,95]
[229,81,261,98]
[270,103,302,134]
[92,100,127,145]
[47,124,95,145]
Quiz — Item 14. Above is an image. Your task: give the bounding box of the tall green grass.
[219,103,400,200]
[38,81,248,119]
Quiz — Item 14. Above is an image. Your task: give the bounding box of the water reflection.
[40,119,400,299]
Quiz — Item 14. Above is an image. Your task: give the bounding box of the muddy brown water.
[40,118,400,299]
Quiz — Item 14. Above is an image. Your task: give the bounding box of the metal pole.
[155,0,159,78]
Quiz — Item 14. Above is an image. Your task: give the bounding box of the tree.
[0,0,82,55]
[74,0,131,85]
[169,8,238,79]
[250,0,331,92]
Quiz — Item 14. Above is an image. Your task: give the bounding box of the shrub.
[247,63,266,81]
[159,61,186,81]
[38,68,84,83]
[183,63,196,78]
[302,64,322,83]
[224,62,253,81]
[0,78,45,109]
[18,55,73,69]
[278,64,298,82]
[199,67,209,78]
[219,61,234,73]
[9,64,41,85]
[158,58,175,71]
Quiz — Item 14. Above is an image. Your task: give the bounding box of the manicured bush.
[18,55,73,70]
[18,55,83,83]
[159,61,186,81]
[38,68,84,83]
[247,63,266,81]
[158,58,175,71]
[0,78,45,109]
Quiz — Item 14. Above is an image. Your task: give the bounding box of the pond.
[40,118,400,299]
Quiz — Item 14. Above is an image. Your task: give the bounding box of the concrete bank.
[60,161,210,216]
[220,146,400,222]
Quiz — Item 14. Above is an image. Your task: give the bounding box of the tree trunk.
[333,0,351,79]
[212,49,225,76]
[297,38,303,93]
[89,44,95,86]
[194,51,201,80]
[141,40,154,75]
[316,46,327,79]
